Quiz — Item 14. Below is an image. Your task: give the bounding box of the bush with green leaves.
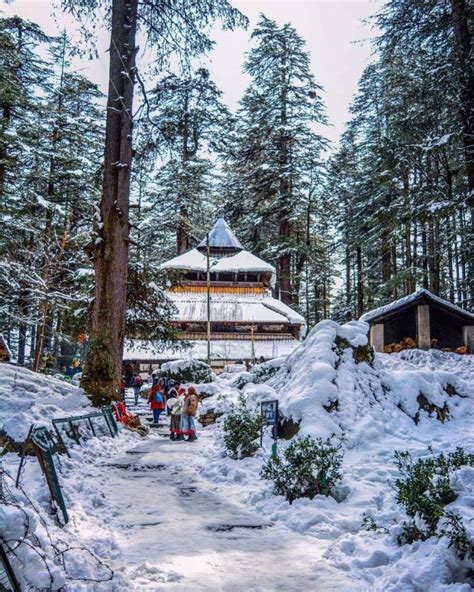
[394,447,474,560]
[261,434,344,504]
[251,362,280,384]
[160,359,214,384]
[223,396,264,459]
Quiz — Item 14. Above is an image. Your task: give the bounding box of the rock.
[278,417,300,440]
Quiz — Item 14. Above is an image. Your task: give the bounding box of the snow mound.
[267,320,473,444]
[0,363,93,443]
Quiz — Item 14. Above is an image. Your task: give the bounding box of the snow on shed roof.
[197,218,243,251]
[360,289,474,323]
[161,248,277,286]
[123,338,300,362]
[168,292,305,326]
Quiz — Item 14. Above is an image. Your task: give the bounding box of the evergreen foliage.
[394,448,474,560]
[160,359,213,384]
[261,435,345,504]
[223,395,264,459]
[135,67,232,259]
[224,15,330,314]
[327,0,473,317]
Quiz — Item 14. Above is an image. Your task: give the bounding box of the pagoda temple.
[124,219,305,370]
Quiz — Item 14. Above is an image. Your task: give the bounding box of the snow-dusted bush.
[251,359,284,384]
[160,359,214,384]
[394,448,474,560]
[223,395,263,459]
[261,435,344,504]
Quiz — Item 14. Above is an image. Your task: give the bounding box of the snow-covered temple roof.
[360,288,474,323]
[161,248,277,287]
[168,292,305,326]
[124,338,299,362]
[197,218,243,251]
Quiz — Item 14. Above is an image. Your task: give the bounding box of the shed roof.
[360,289,474,324]
[197,218,243,251]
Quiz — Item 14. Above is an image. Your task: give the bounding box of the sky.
[2,0,383,147]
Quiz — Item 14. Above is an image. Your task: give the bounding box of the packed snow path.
[89,425,359,591]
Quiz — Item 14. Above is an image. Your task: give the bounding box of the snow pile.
[263,319,473,443]
[0,500,66,589]
[202,319,474,590]
[0,363,93,443]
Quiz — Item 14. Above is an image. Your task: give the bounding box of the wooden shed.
[0,334,12,362]
[360,289,474,354]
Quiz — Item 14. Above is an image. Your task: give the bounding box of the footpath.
[86,403,360,591]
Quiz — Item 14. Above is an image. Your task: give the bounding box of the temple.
[124,219,305,371]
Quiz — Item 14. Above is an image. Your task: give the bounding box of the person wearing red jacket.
[148,383,165,424]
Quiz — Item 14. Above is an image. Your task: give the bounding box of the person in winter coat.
[180,386,200,441]
[167,386,185,440]
[148,383,165,424]
[131,372,143,405]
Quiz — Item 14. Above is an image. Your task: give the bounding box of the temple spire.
[197,218,244,252]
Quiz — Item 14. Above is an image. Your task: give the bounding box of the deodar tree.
[61,0,246,405]
[225,15,328,306]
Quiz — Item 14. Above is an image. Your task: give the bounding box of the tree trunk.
[177,204,190,254]
[356,245,363,317]
[81,0,138,405]
[451,0,474,221]
[421,224,428,289]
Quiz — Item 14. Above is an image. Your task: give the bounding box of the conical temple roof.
[197,218,244,251]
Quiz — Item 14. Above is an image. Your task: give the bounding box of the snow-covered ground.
[1,319,473,590]
[0,363,92,443]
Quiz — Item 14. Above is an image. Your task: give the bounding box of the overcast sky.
[2,0,383,146]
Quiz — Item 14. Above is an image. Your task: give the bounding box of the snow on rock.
[266,319,473,443]
[202,318,474,590]
[0,363,93,443]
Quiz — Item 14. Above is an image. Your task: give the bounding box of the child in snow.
[148,383,165,424]
[180,386,200,442]
[167,386,185,440]
[131,372,143,405]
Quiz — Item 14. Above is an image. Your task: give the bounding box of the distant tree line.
[328,0,473,321]
[0,0,472,402]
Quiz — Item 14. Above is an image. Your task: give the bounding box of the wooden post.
[206,232,211,366]
[417,305,431,350]
[370,324,384,352]
[463,325,474,353]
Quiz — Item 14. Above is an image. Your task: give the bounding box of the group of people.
[146,376,200,442]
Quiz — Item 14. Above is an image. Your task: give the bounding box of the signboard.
[260,400,279,447]
[260,400,279,426]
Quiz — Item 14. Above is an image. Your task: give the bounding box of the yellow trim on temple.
[170,285,266,296]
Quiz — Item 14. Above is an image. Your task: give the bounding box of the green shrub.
[393,448,474,559]
[251,362,280,384]
[160,359,214,384]
[261,434,344,504]
[223,396,264,459]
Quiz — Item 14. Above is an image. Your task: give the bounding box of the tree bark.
[356,245,363,317]
[81,0,138,405]
[177,204,190,254]
[451,0,474,221]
